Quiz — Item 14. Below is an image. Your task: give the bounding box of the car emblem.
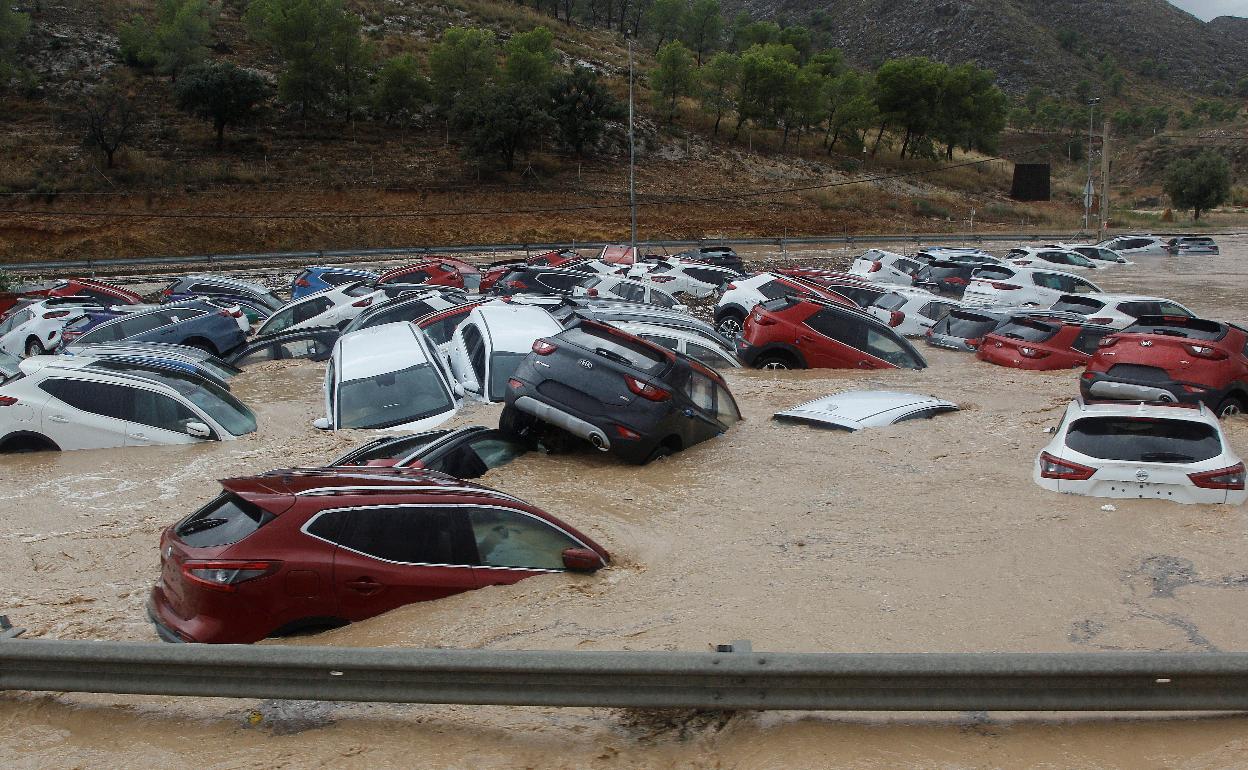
[578,359,593,369]
[1140,340,1153,347]
[995,341,1003,348]
[1136,469,1150,482]
[165,545,173,559]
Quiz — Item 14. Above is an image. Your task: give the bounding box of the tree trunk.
[827,125,841,154]
[733,114,746,141]
[870,123,885,157]
[1193,208,1201,221]
[781,122,790,149]
[900,128,911,158]
[668,94,677,123]
[713,111,722,135]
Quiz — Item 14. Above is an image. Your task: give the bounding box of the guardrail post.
[715,640,752,653]
[0,616,24,639]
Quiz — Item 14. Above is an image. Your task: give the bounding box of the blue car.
[63,300,247,357]
[291,266,380,300]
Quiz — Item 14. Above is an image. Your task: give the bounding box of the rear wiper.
[178,517,227,535]
[1139,452,1194,463]
[593,347,631,365]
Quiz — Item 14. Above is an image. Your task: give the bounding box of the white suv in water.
[0,357,257,452]
[961,265,1103,308]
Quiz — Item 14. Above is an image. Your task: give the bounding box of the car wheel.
[185,339,218,356]
[1216,396,1245,418]
[24,338,45,357]
[499,404,536,437]
[755,354,792,370]
[642,444,672,464]
[716,312,745,337]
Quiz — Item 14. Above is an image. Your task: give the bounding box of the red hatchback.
[1080,315,1248,417]
[736,296,927,370]
[377,260,469,291]
[0,278,143,317]
[977,317,1114,371]
[149,467,609,644]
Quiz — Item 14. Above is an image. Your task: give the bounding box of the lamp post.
[1083,97,1100,232]
[627,37,637,255]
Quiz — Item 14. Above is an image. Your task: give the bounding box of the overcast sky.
[1168,0,1247,20]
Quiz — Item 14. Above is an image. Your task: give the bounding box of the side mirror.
[312,417,331,430]
[452,380,466,397]
[561,547,604,573]
[185,421,212,438]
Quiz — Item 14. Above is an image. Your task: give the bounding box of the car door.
[421,430,529,479]
[680,369,729,445]
[449,322,485,396]
[121,386,207,446]
[468,506,580,588]
[316,506,479,622]
[917,301,957,330]
[36,378,134,450]
[801,309,866,368]
[684,340,739,369]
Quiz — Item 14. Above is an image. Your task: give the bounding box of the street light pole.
[1083,98,1099,232]
[627,38,638,254]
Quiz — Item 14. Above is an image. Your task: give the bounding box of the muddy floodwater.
[3,237,1248,768]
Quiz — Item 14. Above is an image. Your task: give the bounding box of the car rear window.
[1066,417,1222,463]
[993,319,1058,342]
[1051,296,1105,314]
[561,325,667,374]
[974,267,1014,281]
[1124,316,1226,341]
[872,293,908,311]
[176,492,276,547]
[944,311,1000,339]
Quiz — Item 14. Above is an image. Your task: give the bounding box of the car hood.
[773,391,959,431]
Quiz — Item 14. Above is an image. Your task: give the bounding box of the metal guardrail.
[1,233,1097,274]
[3,624,1248,711]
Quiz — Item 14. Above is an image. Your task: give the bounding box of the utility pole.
[1098,119,1111,242]
[627,38,638,255]
[1083,98,1099,232]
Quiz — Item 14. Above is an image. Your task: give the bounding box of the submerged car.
[0,296,99,357]
[503,319,742,464]
[63,301,248,357]
[340,289,469,336]
[148,466,609,643]
[737,296,927,370]
[925,307,1017,352]
[962,265,1103,308]
[714,272,855,337]
[228,328,340,366]
[1095,234,1169,258]
[977,317,1115,371]
[449,303,563,402]
[1034,399,1245,505]
[161,275,284,320]
[866,288,963,338]
[847,250,922,286]
[611,321,742,370]
[773,391,959,431]
[375,260,468,292]
[1079,315,1248,417]
[1005,246,1101,271]
[626,260,741,299]
[1048,294,1195,330]
[1167,236,1219,256]
[315,322,460,432]
[253,282,386,338]
[331,425,530,478]
[671,245,745,272]
[290,266,380,300]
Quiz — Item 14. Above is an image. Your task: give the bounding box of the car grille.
[537,380,604,414]
[1107,364,1172,383]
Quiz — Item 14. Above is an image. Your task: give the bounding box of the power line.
[0,146,1047,221]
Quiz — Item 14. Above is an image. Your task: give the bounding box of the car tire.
[642,444,672,465]
[1216,396,1245,418]
[755,354,794,370]
[24,338,45,357]
[716,311,745,337]
[499,404,537,437]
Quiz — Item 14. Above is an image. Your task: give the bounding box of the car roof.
[471,304,562,352]
[180,274,271,292]
[774,391,958,430]
[17,356,190,394]
[305,265,378,275]
[224,466,519,500]
[612,321,730,347]
[337,322,430,378]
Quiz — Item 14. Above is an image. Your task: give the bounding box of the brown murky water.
[3,238,1248,768]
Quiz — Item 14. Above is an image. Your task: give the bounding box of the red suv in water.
[977,316,1115,371]
[1080,315,1248,417]
[148,467,609,644]
[736,296,927,370]
[0,278,143,317]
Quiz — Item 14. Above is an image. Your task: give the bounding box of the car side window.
[894,258,920,274]
[803,309,862,347]
[129,389,202,434]
[864,327,921,367]
[685,371,716,411]
[188,283,224,294]
[685,268,724,284]
[919,301,955,321]
[618,283,647,303]
[714,383,741,427]
[1071,328,1109,354]
[756,280,792,300]
[292,297,333,325]
[639,333,680,353]
[462,323,486,385]
[1032,273,1063,291]
[421,313,466,346]
[327,506,470,565]
[468,507,577,570]
[1156,302,1190,317]
[39,378,133,421]
[1068,277,1098,294]
[538,272,580,291]
[686,342,733,368]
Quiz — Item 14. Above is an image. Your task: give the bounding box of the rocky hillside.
[732,0,1247,94]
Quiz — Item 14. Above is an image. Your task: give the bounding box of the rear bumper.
[925,334,977,352]
[513,395,611,451]
[506,387,655,463]
[1079,371,1220,408]
[147,590,194,643]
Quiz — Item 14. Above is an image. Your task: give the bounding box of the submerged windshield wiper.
[593,347,632,366]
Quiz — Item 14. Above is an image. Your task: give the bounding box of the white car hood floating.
[773,391,959,431]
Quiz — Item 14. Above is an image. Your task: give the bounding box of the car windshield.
[993,319,1058,343]
[561,325,668,374]
[337,363,453,429]
[1066,417,1222,463]
[488,351,530,399]
[88,362,257,436]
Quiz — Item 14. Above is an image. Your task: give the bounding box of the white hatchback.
[1034,399,1246,505]
[0,297,98,357]
[962,265,1102,307]
[449,303,563,402]
[1005,246,1101,271]
[847,249,922,286]
[866,288,965,337]
[254,282,388,338]
[1095,234,1170,257]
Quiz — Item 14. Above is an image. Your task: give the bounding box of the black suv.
[501,319,742,464]
[491,266,596,296]
[672,246,745,272]
[914,260,978,297]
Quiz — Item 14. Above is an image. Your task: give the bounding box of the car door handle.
[47,414,69,423]
[798,334,815,343]
[857,361,873,369]
[128,432,147,440]
[346,577,384,595]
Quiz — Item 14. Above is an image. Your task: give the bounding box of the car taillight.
[625,375,671,402]
[1019,347,1049,358]
[966,337,982,350]
[1097,336,1119,348]
[990,282,1021,290]
[296,278,311,287]
[945,277,969,286]
[868,261,882,273]
[613,424,642,440]
[507,280,528,290]
[726,282,737,290]
[161,289,173,297]
[1038,451,1096,480]
[0,396,18,406]
[352,296,374,308]
[1086,317,1112,324]
[888,310,904,327]
[507,378,523,389]
[587,288,598,296]
[182,560,280,592]
[1185,344,1227,360]
[42,310,70,319]
[1188,463,1246,491]
[532,339,556,355]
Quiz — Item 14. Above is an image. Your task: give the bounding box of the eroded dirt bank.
[2,238,1247,768]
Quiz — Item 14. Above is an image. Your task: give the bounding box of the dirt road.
[2,238,1247,768]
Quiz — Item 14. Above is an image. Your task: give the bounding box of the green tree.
[503,27,557,92]
[1056,28,1077,51]
[153,0,216,79]
[778,24,811,63]
[823,69,876,152]
[1163,151,1231,221]
[875,56,947,158]
[935,62,1007,159]
[733,42,796,140]
[118,16,158,68]
[550,65,623,157]
[427,26,498,113]
[651,40,696,123]
[452,83,555,170]
[783,63,825,147]
[1074,79,1091,102]
[807,49,845,78]
[646,0,685,54]
[0,1,27,81]
[175,61,268,148]
[1143,105,1169,134]
[371,53,430,124]
[727,10,751,51]
[699,51,738,135]
[680,0,721,65]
